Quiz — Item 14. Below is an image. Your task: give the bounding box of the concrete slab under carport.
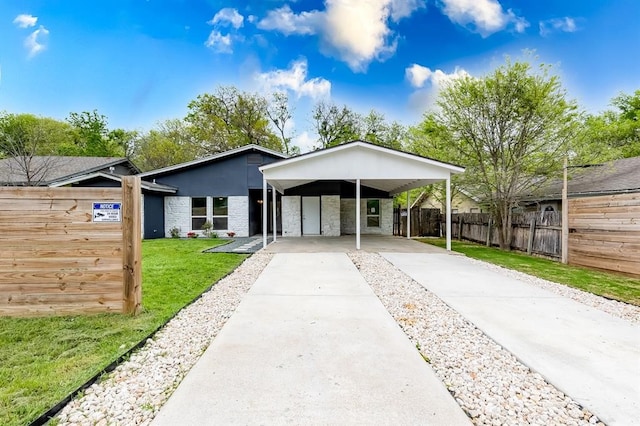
[382,252,640,426]
[152,253,471,425]
[261,235,455,253]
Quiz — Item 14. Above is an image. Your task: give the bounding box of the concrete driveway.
[153,251,471,425]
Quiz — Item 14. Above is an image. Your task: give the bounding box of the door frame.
[301,196,321,235]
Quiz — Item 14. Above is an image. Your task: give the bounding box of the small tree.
[417,57,579,249]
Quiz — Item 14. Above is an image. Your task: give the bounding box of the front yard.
[0,238,246,426]
[418,238,640,306]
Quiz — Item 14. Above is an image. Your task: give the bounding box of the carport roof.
[260,140,465,195]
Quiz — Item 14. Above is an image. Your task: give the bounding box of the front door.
[302,196,320,235]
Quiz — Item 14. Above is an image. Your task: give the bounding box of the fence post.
[458,216,463,240]
[527,218,536,255]
[122,176,142,315]
[486,217,492,247]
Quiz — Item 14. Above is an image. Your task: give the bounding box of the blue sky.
[1,0,639,151]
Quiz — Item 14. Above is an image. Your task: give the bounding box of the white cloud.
[257,5,321,35]
[204,30,233,53]
[406,64,470,112]
[292,131,317,153]
[209,8,244,29]
[437,0,528,37]
[539,17,578,37]
[13,14,38,28]
[25,26,49,58]
[257,0,425,72]
[255,58,331,99]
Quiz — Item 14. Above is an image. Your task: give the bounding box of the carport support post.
[356,178,361,250]
[406,191,411,239]
[272,186,277,242]
[446,176,452,251]
[263,177,268,248]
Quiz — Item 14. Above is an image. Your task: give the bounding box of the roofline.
[139,144,288,178]
[49,172,178,193]
[260,140,465,173]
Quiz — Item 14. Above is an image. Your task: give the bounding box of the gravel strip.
[56,252,273,426]
[350,251,604,426]
[464,257,640,324]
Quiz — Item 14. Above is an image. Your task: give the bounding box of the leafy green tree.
[267,92,299,155]
[185,86,283,154]
[572,90,640,163]
[361,110,406,150]
[130,119,198,171]
[411,59,579,249]
[62,110,127,157]
[311,101,362,149]
[0,113,72,184]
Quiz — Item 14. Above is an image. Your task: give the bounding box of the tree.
[0,113,70,185]
[266,92,299,155]
[130,119,198,171]
[572,90,640,163]
[185,86,283,154]
[361,110,406,150]
[311,101,361,149]
[62,110,127,157]
[412,59,579,249]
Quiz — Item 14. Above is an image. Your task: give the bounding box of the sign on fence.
[92,202,122,222]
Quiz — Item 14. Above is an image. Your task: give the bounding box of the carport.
[259,141,464,250]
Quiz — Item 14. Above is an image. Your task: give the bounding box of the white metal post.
[356,179,361,250]
[262,177,267,248]
[562,157,568,264]
[446,176,452,251]
[406,191,411,239]
[272,186,277,242]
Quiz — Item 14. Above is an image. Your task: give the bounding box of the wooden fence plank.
[122,176,142,315]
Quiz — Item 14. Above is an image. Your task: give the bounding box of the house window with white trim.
[213,197,228,229]
[191,197,207,230]
[366,199,380,227]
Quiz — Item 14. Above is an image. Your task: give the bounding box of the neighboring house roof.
[49,172,178,193]
[260,140,465,195]
[0,156,139,186]
[138,144,288,179]
[522,156,640,201]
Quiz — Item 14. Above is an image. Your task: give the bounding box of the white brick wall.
[227,196,249,237]
[321,195,341,236]
[164,196,191,237]
[340,198,393,235]
[282,196,301,236]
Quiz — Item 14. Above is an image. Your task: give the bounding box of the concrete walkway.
[153,253,470,425]
[382,252,640,426]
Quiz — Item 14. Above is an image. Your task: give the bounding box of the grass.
[417,238,640,306]
[0,238,247,426]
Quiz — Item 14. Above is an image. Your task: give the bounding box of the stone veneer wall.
[282,196,301,237]
[321,195,341,236]
[340,198,393,235]
[164,196,191,237]
[164,195,249,237]
[227,196,249,237]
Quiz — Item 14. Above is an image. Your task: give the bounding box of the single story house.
[412,187,483,214]
[517,156,640,211]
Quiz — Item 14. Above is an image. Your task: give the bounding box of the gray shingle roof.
[523,156,640,200]
[0,156,137,185]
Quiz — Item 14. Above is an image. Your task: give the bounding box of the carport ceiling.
[260,141,465,195]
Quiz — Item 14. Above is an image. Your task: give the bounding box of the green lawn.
[417,238,640,306]
[0,238,247,426]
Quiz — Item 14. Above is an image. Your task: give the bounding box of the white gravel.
[55,252,273,426]
[55,250,634,425]
[350,251,609,426]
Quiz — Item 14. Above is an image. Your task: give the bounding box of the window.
[213,197,228,229]
[366,199,380,227]
[191,197,206,230]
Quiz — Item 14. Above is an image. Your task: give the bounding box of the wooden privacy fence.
[394,208,441,237]
[0,176,142,317]
[568,193,640,275]
[443,211,562,258]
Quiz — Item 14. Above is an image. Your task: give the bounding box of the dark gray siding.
[285,180,391,198]
[146,152,283,196]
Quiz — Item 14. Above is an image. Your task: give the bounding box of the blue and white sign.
[92,202,122,222]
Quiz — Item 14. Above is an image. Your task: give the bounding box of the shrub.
[169,227,180,238]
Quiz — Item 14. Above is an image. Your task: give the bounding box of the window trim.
[191,197,207,230]
[212,196,229,230]
[366,199,380,228]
